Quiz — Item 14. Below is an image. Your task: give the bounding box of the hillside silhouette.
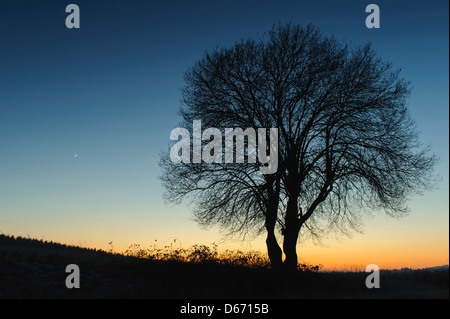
[0,234,447,299]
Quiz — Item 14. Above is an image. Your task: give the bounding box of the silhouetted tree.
[160,24,437,271]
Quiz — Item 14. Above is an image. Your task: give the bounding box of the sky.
[0,0,448,270]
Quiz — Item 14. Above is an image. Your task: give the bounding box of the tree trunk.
[265,175,283,270]
[266,223,283,270]
[283,195,301,272]
[283,227,300,271]
[265,197,283,269]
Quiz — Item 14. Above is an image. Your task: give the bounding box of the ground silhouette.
[0,234,447,299]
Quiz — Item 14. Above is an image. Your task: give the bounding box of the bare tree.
[160,24,437,271]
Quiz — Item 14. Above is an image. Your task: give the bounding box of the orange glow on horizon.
[2,204,448,272]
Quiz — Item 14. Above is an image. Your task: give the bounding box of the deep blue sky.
[0,0,448,267]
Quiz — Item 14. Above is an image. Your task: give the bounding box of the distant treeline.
[0,233,106,255]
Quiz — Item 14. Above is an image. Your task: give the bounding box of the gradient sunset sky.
[0,0,448,270]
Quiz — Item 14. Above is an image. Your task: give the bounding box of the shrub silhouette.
[124,241,320,271]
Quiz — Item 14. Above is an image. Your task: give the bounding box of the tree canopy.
[160,23,437,271]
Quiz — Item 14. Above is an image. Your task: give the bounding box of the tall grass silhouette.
[123,241,324,271]
[123,242,274,269]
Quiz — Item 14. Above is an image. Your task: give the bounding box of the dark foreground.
[0,235,447,299]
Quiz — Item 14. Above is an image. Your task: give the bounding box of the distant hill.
[0,234,448,299]
[0,233,108,255]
